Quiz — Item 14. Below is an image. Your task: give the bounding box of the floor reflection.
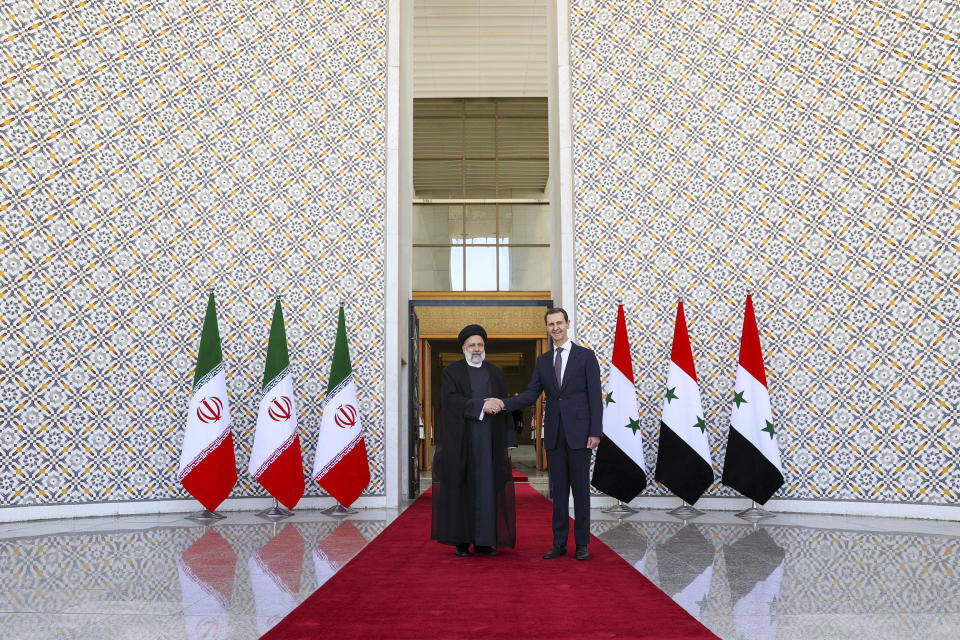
[1,505,959,639]
[593,514,960,640]
[0,513,391,640]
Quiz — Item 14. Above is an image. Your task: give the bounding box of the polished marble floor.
[1,470,958,639]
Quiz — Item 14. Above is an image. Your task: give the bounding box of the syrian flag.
[178,292,237,512]
[654,301,714,505]
[249,300,305,510]
[312,305,370,507]
[591,304,647,503]
[721,295,784,504]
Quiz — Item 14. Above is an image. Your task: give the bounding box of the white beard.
[463,350,485,366]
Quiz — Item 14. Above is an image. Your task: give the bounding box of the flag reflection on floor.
[313,520,369,588]
[249,524,306,635]
[177,528,237,640]
[723,528,786,640]
[655,524,716,620]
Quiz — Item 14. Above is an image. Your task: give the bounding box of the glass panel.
[463,159,497,197]
[413,159,463,197]
[413,246,463,291]
[413,118,463,158]
[498,204,551,244]
[464,118,495,158]
[464,204,496,245]
[497,118,547,157]
[465,246,498,290]
[464,99,496,116]
[498,246,550,291]
[412,205,463,244]
[497,159,548,195]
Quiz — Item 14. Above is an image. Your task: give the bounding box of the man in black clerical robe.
[431,324,517,557]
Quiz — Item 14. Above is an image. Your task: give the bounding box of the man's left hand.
[587,436,600,450]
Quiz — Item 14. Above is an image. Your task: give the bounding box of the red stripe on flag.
[319,439,370,508]
[669,301,698,382]
[180,433,238,512]
[738,295,768,387]
[611,305,635,382]
[256,434,306,510]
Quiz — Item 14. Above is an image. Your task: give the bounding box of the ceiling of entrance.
[414,0,548,98]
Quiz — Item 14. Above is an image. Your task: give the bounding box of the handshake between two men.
[483,398,505,415]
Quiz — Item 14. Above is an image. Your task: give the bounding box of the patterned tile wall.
[0,1,388,508]
[569,0,959,504]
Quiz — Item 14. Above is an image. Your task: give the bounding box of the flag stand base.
[185,509,226,523]
[667,503,704,520]
[256,505,293,520]
[736,502,774,522]
[321,503,358,516]
[602,500,637,515]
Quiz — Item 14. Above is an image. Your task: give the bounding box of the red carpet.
[512,466,529,482]
[261,484,719,639]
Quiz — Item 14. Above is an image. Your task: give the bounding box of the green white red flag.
[312,306,370,507]
[249,300,304,510]
[178,292,237,512]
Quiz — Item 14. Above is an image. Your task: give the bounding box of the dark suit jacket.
[504,342,603,450]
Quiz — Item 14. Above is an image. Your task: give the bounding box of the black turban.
[457,324,487,349]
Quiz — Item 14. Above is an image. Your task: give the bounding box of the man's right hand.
[483,398,504,414]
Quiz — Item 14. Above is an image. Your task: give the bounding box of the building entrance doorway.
[410,299,552,481]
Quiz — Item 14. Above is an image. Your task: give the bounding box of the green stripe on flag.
[327,306,353,392]
[262,299,290,388]
[192,292,223,388]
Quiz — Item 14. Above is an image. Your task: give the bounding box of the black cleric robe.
[431,358,517,548]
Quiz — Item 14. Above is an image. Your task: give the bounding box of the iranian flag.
[591,304,647,503]
[720,295,784,504]
[312,306,370,507]
[249,300,305,510]
[178,292,237,512]
[654,301,714,505]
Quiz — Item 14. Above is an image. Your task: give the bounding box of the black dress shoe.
[455,544,472,557]
[542,546,567,559]
[474,545,498,556]
[575,545,589,560]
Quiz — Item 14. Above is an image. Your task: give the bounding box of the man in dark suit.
[488,308,602,560]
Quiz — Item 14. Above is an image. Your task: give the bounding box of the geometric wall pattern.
[0,1,387,508]
[570,0,959,504]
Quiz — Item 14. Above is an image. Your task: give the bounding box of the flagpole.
[322,502,358,516]
[186,509,226,522]
[602,499,638,515]
[257,497,294,520]
[667,499,704,520]
[736,499,774,521]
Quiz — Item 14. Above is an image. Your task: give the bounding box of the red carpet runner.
[512,466,529,482]
[261,484,719,639]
